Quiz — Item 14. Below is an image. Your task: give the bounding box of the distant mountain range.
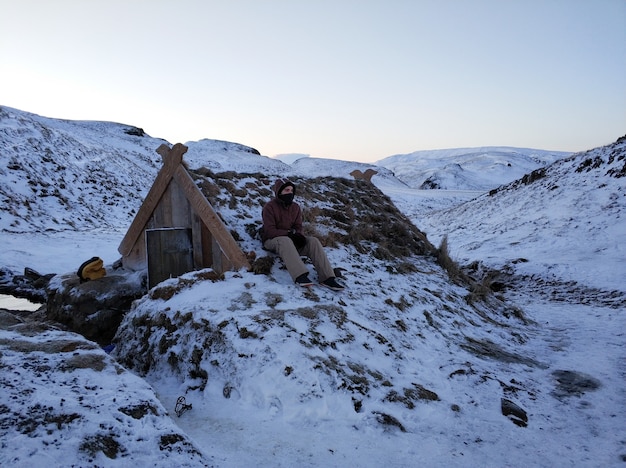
[376,147,571,190]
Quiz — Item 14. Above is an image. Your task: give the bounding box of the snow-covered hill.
[0,106,409,234]
[1,106,624,467]
[0,107,294,233]
[412,136,626,296]
[377,147,572,190]
[0,106,162,232]
[289,156,408,188]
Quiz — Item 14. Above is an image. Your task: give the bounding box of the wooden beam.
[172,164,250,271]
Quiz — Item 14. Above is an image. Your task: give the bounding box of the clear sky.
[2,0,625,163]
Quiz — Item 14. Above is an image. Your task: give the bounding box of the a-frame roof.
[118,143,250,271]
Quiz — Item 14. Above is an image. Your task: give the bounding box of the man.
[261,178,344,291]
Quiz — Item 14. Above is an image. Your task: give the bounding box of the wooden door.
[146,228,193,289]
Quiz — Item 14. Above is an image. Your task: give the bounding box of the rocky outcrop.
[0,307,210,466]
[0,267,54,303]
[46,266,147,345]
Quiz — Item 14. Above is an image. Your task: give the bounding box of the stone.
[46,268,146,345]
[501,398,528,427]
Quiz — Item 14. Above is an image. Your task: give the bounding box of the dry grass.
[189,169,504,304]
[436,236,462,283]
[192,170,438,260]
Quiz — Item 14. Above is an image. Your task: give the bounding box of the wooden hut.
[118,143,250,288]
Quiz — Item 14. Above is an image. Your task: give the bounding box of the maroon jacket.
[261,179,303,243]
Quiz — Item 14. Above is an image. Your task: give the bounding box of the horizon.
[2,0,625,163]
[1,103,615,161]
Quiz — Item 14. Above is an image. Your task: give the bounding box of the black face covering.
[278,192,294,205]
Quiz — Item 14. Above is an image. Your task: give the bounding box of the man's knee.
[266,236,294,253]
[305,236,323,251]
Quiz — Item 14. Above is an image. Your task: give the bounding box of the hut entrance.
[146,228,193,289]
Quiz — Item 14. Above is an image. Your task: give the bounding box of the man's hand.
[288,231,307,249]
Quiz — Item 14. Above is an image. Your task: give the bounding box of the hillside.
[377,146,571,190]
[1,106,415,237]
[111,171,545,467]
[0,106,291,232]
[412,136,626,299]
[1,107,624,467]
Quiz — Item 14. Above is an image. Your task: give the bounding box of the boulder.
[46,267,146,345]
[0,266,54,303]
[501,398,529,427]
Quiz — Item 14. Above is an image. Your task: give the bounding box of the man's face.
[281,186,294,195]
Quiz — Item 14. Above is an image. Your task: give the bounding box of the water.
[0,294,42,311]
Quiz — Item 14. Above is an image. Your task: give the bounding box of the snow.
[376,147,571,190]
[1,107,625,467]
[129,274,625,468]
[0,294,40,311]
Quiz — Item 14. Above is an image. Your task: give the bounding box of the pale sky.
[2,0,625,163]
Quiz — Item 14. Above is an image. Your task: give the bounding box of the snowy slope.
[0,107,624,467]
[411,137,626,295]
[377,146,572,190]
[0,106,164,232]
[0,106,407,235]
[0,107,290,232]
[182,139,289,174]
[289,156,408,188]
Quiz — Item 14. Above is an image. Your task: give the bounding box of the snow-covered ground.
[376,147,571,190]
[1,107,624,467]
[2,183,623,467]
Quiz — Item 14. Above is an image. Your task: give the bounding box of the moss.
[373,411,406,432]
[118,402,158,419]
[80,433,124,459]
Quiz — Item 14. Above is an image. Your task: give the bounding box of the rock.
[501,398,528,427]
[0,266,53,303]
[46,268,146,345]
[0,309,24,328]
[551,370,601,398]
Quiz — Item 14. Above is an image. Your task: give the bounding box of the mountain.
[413,136,626,296]
[377,146,572,190]
[1,106,624,467]
[0,106,407,234]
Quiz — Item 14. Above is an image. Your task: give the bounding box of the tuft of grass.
[372,411,406,432]
[436,235,462,283]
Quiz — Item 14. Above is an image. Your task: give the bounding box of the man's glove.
[288,232,307,250]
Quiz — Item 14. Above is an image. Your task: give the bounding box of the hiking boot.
[321,277,345,291]
[295,273,314,287]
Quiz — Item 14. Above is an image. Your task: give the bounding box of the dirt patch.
[551,370,601,398]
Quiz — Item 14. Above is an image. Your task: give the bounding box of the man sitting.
[261,178,344,291]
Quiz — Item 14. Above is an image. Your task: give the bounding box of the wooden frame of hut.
[118,143,250,288]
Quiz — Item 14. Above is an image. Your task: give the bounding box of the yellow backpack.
[77,257,106,283]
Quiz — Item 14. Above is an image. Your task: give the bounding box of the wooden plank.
[211,236,222,274]
[118,144,188,256]
[159,182,174,226]
[173,165,250,271]
[171,180,191,227]
[124,231,146,270]
[201,222,213,268]
[191,214,204,268]
[218,248,233,274]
